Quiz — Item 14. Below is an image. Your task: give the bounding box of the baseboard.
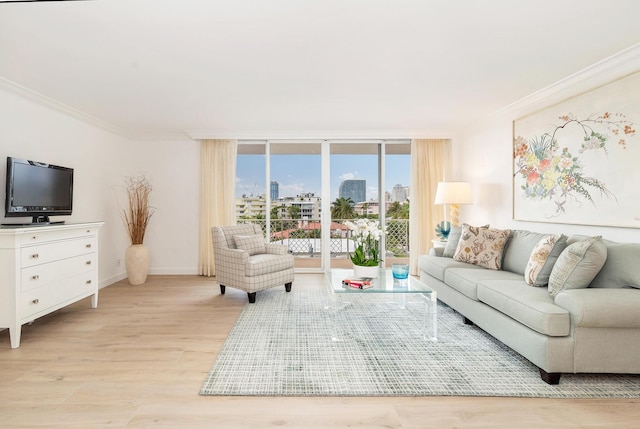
[148,268,200,275]
[100,273,127,288]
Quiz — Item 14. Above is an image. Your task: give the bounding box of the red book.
[342,277,374,289]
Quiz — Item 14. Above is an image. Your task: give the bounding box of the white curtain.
[409,139,450,275]
[199,139,237,276]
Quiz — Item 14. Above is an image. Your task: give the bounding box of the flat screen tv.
[4,156,74,225]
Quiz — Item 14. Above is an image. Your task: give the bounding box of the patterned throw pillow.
[548,236,607,298]
[524,234,568,286]
[453,224,512,270]
[442,224,489,258]
[233,234,266,256]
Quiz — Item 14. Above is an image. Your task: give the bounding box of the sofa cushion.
[245,253,294,276]
[524,234,568,287]
[234,234,266,256]
[445,267,522,301]
[476,280,571,336]
[589,240,640,289]
[502,230,552,275]
[418,255,473,282]
[453,224,512,270]
[548,236,607,298]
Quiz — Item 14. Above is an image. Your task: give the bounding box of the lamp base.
[449,203,460,227]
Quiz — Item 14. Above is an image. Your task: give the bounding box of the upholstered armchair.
[212,224,294,303]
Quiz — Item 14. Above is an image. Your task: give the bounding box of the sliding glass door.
[329,143,379,269]
[384,143,411,267]
[270,142,322,270]
[236,140,411,272]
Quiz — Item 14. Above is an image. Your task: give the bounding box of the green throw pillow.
[548,236,607,298]
[442,225,461,258]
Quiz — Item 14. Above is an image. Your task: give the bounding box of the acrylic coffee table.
[324,268,437,341]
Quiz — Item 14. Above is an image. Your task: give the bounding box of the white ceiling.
[2,0,640,139]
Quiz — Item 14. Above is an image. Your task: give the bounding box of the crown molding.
[0,76,131,139]
[492,42,640,120]
[128,131,194,141]
[184,129,457,141]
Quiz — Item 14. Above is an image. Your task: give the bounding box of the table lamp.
[434,181,472,227]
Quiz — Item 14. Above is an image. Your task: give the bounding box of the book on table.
[342,277,375,289]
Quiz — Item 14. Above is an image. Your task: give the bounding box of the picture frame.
[513,71,640,228]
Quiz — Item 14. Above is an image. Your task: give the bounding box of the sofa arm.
[265,243,288,255]
[554,288,640,328]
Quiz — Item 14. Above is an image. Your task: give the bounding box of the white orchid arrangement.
[344,218,386,267]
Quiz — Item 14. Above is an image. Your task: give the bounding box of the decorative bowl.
[391,264,409,279]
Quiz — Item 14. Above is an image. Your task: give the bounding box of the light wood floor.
[1,274,638,428]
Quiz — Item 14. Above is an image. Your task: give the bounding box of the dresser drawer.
[21,237,96,268]
[21,253,96,292]
[20,272,97,320]
[19,226,97,246]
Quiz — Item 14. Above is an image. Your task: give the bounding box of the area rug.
[200,289,640,397]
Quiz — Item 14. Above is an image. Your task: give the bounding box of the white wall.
[0,86,202,287]
[454,52,640,243]
[124,139,200,275]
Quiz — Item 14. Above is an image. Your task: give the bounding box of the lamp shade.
[434,182,472,205]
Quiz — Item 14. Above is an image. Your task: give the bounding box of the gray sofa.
[419,228,640,384]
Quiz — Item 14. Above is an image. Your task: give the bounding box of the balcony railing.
[237,218,410,258]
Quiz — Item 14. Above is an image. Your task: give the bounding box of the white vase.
[353,264,380,278]
[125,244,150,285]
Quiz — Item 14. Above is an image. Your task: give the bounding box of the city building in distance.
[391,184,409,202]
[338,179,366,204]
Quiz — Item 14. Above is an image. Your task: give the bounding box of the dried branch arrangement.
[123,175,154,245]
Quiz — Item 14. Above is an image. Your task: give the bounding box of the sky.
[236,154,411,201]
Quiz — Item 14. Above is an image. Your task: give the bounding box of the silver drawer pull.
[32,299,39,305]
[85,244,92,248]
[86,280,92,285]
[86,261,92,265]
[32,275,40,280]
[31,253,39,259]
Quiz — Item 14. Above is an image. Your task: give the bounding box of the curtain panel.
[199,139,238,276]
[409,139,450,275]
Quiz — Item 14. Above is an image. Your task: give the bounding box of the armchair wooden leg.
[219,284,226,295]
[285,282,292,292]
[248,292,256,303]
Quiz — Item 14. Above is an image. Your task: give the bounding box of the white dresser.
[0,222,104,348]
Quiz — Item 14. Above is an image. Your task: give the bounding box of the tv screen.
[4,156,74,224]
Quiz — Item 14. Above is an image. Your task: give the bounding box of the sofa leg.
[539,368,561,385]
[463,316,475,326]
[285,282,292,292]
[219,284,226,295]
[247,292,256,303]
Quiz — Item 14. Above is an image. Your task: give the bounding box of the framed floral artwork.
[513,71,640,228]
